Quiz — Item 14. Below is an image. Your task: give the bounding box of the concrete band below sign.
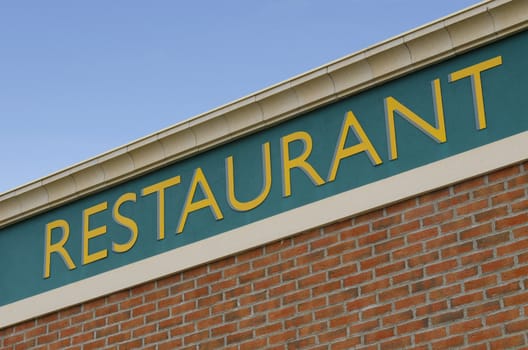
[1,131,527,328]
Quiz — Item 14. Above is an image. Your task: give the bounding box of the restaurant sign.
[1,30,527,321]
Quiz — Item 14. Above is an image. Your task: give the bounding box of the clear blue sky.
[0,0,481,193]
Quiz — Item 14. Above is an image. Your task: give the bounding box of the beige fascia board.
[1,0,526,228]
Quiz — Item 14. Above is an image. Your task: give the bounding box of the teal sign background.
[1,30,527,306]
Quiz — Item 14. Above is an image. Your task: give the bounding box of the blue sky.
[0,0,481,193]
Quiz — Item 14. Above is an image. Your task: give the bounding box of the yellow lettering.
[385,78,446,160]
[44,219,76,278]
[328,111,382,182]
[281,131,325,197]
[112,192,138,253]
[141,175,181,240]
[82,202,108,265]
[177,168,223,233]
[449,55,502,130]
[226,142,272,211]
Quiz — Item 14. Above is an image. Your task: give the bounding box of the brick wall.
[1,160,527,350]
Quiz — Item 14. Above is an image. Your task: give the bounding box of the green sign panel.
[1,30,528,306]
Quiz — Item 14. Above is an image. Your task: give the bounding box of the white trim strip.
[1,131,526,328]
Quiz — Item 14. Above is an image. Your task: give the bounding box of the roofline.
[1,0,527,228]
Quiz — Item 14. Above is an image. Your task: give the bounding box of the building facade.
[1,1,527,349]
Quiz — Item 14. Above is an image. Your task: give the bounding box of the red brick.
[340,223,370,239]
[467,301,501,317]
[396,318,428,334]
[414,327,447,344]
[419,188,451,204]
[267,260,295,275]
[508,173,528,188]
[481,256,514,273]
[314,304,344,320]
[312,280,341,297]
[460,223,493,240]
[328,263,358,279]
[450,291,483,307]
[379,285,409,302]
[505,319,528,333]
[429,284,462,300]
[416,300,447,317]
[473,183,505,198]
[354,209,384,224]
[327,239,357,255]
[375,261,405,277]
[425,232,457,249]
[492,188,525,205]
[342,246,372,263]
[496,213,528,230]
[382,310,413,326]
[361,278,390,294]
[269,329,296,345]
[313,256,342,273]
[364,327,394,343]
[389,220,421,237]
[441,217,472,233]
[476,231,510,248]
[317,328,347,343]
[372,214,402,230]
[504,291,528,307]
[422,210,455,226]
[329,314,358,329]
[431,335,465,349]
[437,193,470,210]
[184,330,209,344]
[404,204,435,221]
[358,230,388,246]
[361,304,391,319]
[468,326,502,343]
[486,308,520,325]
[349,319,379,334]
[392,268,423,285]
[502,265,528,281]
[346,295,377,311]
[488,165,520,181]
[83,339,105,350]
[394,293,426,309]
[445,266,478,284]
[360,253,390,270]
[410,252,440,270]
[327,288,359,304]
[323,219,352,233]
[512,198,528,213]
[431,310,464,325]
[453,177,485,193]
[331,337,361,350]
[450,318,483,334]
[456,199,488,215]
[490,334,525,349]
[425,259,457,275]
[486,281,521,298]
[497,239,528,256]
[407,227,439,243]
[4,334,24,346]
[465,275,498,291]
[374,237,405,254]
[387,197,417,213]
[460,248,494,265]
